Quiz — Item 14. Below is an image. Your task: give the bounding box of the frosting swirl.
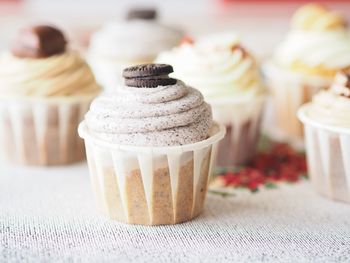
[307,71,350,128]
[85,80,213,146]
[0,50,100,97]
[89,20,183,62]
[274,4,350,77]
[156,33,265,103]
[292,4,346,31]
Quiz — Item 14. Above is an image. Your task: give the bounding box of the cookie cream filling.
[85,80,213,146]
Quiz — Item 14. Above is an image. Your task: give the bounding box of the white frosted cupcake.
[78,64,225,225]
[264,4,350,140]
[0,25,100,166]
[88,8,184,90]
[299,70,350,203]
[156,33,266,167]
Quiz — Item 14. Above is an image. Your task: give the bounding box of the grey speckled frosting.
[85,80,213,146]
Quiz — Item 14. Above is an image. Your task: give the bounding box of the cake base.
[89,153,211,225]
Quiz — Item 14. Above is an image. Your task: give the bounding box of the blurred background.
[1,0,349,59]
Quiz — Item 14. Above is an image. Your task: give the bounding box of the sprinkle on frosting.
[85,74,213,146]
[231,44,250,59]
[331,71,350,98]
[306,70,350,128]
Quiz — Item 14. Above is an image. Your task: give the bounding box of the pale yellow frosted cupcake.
[0,25,100,166]
[264,4,350,140]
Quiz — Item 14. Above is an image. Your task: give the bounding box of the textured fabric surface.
[1,164,350,263]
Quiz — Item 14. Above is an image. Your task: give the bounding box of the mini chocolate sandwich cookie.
[123,64,177,88]
[127,8,157,20]
[11,25,67,59]
[123,64,174,78]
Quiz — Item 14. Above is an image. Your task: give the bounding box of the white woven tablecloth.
[1,163,350,263]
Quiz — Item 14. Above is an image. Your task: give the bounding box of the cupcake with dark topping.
[0,25,100,165]
[79,64,225,225]
[88,8,184,90]
[298,70,350,203]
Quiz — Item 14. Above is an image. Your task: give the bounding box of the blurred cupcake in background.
[157,33,266,167]
[298,70,350,203]
[0,25,100,166]
[79,64,225,225]
[88,8,184,90]
[264,4,350,142]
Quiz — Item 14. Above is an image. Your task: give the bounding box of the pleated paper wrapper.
[78,122,225,225]
[299,105,350,204]
[211,95,265,167]
[0,96,93,166]
[263,61,331,142]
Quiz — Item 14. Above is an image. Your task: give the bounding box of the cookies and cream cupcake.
[298,70,350,203]
[88,8,184,90]
[156,33,266,166]
[78,64,225,225]
[264,3,350,140]
[0,25,100,165]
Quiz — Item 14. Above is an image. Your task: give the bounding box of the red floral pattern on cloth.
[212,143,307,193]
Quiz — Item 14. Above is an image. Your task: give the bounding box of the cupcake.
[264,4,350,141]
[88,8,184,90]
[298,70,350,203]
[78,64,225,225]
[0,25,100,166]
[156,33,266,167]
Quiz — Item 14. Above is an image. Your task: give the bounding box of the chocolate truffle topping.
[11,25,67,59]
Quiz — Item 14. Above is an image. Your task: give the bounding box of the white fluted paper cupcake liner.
[298,105,350,203]
[263,61,331,142]
[0,96,93,166]
[78,121,225,225]
[210,95,265,167]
